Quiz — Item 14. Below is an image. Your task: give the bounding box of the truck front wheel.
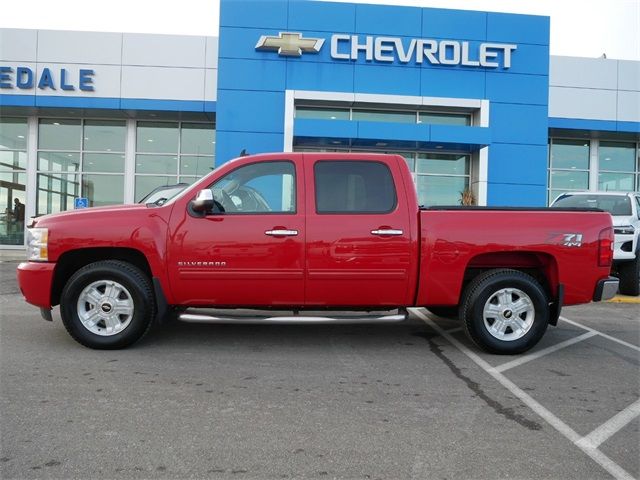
[461,269,549,355]
[60,260,155,349]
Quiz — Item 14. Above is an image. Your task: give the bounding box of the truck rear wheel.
[461,269,549,355]
[60,260,155,349]
[618,252,640,296]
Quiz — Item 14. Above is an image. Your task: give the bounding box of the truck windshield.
[551,194,631,216]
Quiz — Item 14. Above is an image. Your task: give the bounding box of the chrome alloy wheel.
[482,288,535,341]
[76,280,134,336]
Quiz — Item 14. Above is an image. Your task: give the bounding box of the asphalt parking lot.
[1,260,638,480]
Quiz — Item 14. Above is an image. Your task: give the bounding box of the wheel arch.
[460,251,561,324]
[464,251,558,293]
[51,247,153,307]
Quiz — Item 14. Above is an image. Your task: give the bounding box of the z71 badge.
[546,232,584,247]
[562,233,583,247]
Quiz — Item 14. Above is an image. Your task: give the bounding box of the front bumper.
[593,276,619,302]
[16,261,56,309]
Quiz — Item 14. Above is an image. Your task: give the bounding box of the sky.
[1,0,638,61]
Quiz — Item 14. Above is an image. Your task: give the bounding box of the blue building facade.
[216,0,550,206]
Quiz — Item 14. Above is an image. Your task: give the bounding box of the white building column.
[26,116,38,222]
[124,118,136,203]
[589,138,598,191]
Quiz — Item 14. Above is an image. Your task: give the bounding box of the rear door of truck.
[303,154,414,306]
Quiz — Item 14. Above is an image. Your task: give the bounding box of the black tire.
[426,306,459,320]
[618,252,640,296]
[461,269,549,355]
[60,260,155,349]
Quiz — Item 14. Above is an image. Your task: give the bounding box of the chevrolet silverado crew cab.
[17,153,617,354]
[551,191,640,296]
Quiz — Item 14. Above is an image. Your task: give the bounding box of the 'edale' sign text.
[256,32,517,68]
[0,66,95,91]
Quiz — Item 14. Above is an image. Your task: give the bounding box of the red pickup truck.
[17,153,617,354]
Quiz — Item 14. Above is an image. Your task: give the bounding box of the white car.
[551,191,640,296]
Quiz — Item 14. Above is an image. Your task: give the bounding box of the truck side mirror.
[189,189,214,216]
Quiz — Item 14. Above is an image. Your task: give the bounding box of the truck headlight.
[614,226,635,235]
[27,228,48,261]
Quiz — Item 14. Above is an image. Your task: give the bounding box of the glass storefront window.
[39,119,81,151]
[135,175,178,202]
[136,155,178,175]
[0,150,27,171]
[294,106,475,127]
[181,123,215,155]
[550,139,590,170]
[180,156,214,176]
[38,152,80,172]
[419,112,471,126]
[136,122,179,153]
[82,174,124,206]
[0,171,26,245]
[83,153,125,173]
[36,173,80,215]
[1,117,28,246]
[295,107,350,121]
[83,120,126,152]
[416,175,468,206]
[294,146,470,207]
[599,141,635,173]
[598,172,635,192]
[417,153,469,175]
[135,121,216,198]
[549,170,589,190]
[352,109,415,124]
[0,117,27,150]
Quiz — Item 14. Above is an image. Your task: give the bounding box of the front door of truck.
[304,156,413,307]
[167,158,305,306]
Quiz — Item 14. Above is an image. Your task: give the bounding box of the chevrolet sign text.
[255,32,517,69]
[331,35,517,68]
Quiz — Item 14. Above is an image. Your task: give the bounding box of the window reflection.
[82,174,124,206]
[36,173,80,216]
[0,171,26,245]
[135,176,178,203]
[1,117,28,246]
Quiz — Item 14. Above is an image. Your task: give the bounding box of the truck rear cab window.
[314,160,397,214]
[209,161,296,213]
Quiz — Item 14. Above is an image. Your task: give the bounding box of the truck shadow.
[141,318,439,351]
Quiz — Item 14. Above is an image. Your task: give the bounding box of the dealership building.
[1,0,639,249]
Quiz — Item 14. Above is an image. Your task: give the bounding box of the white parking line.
[560,316,640,353]
[412,308,637,480]
[578,400,640,448]
[577,399,640,450]
[495,331,597,373]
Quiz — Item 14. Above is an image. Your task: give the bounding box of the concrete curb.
[605,295,640,304]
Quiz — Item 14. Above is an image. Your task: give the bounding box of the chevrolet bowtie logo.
[255,32,325,57]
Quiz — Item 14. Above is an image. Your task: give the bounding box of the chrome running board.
[178,308,407,324]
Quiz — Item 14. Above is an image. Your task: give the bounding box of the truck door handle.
[371,229,404,236]
[265,229,298,237]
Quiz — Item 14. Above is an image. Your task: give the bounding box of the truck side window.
[314,161,397,214]
[208,161,296,213]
